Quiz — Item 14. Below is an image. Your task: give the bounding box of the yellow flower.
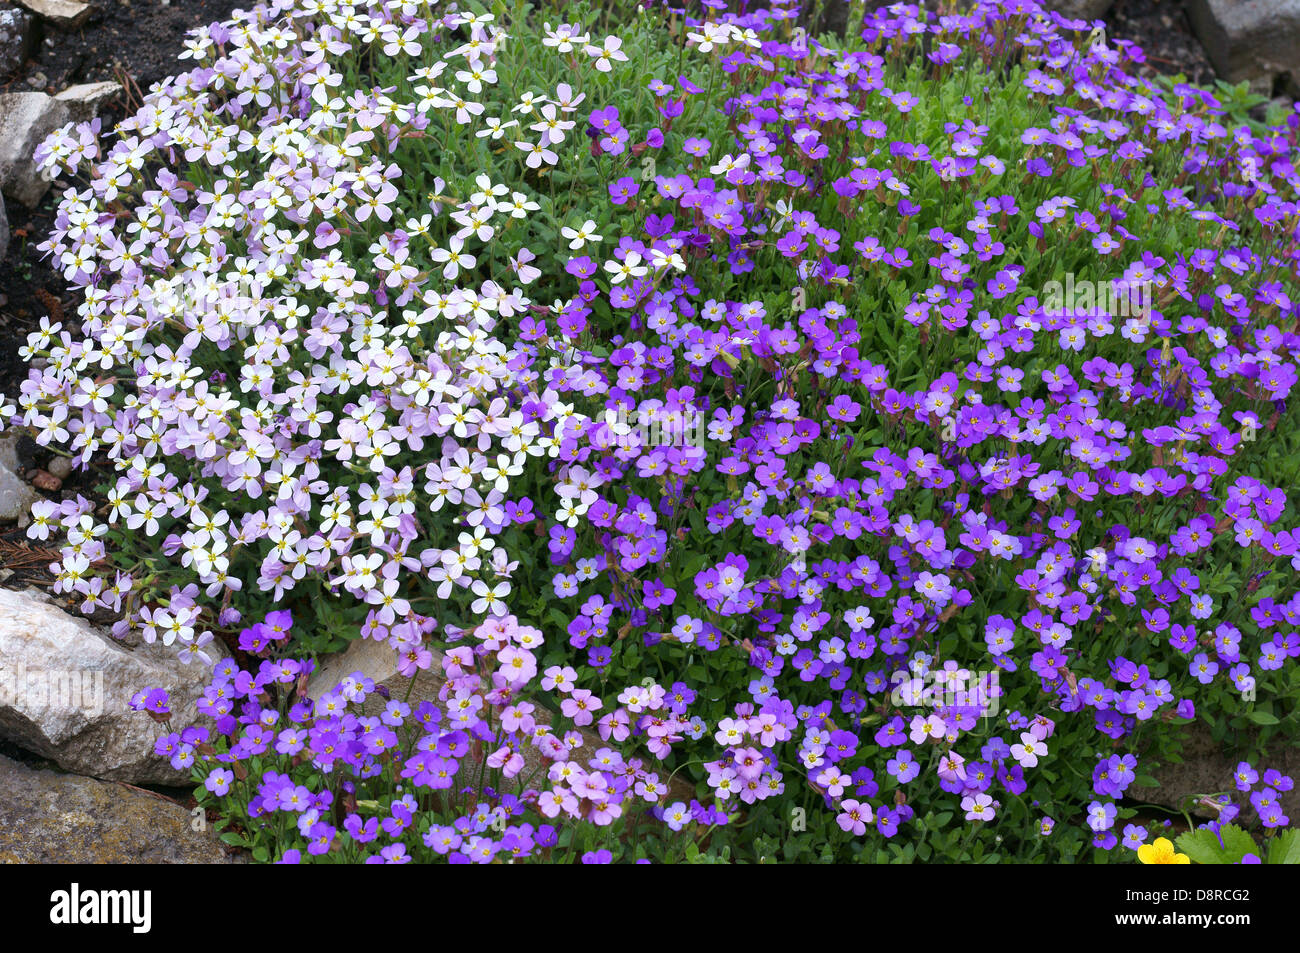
[1137,838,1191,864]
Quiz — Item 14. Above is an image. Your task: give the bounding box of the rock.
[0,192,8,266]
[46,453,72,480]
[0,752,241,863]
[29,467,59,491]
[0,91,68,207]
[0,82,116,207]
[1040,0,1113,20]
[0,587,211,784]
[0,430,29,474]
[0,2,34,79]
[308,636,445,716]
[1147,720,1300,823]
[55,79,120,119]
[14,0,90,29]
[1186,0,1300,93]
[0,457,39,525]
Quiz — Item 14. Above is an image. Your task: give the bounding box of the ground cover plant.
[5,0,1300,862]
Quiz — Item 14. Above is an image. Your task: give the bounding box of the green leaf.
[1246,710,1280,726]
[1174,829,1227,865]
[1175,825,1258,865]
[1216,825,1260,865]
[1266,829,1300,865]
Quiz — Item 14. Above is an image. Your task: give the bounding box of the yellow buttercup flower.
[1137,838,1191,864]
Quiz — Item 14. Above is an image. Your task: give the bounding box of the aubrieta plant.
[132,609,723,863]
[5,0,1300,862]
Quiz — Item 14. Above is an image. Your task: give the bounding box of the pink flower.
[560,688,603,726]
[836,799,873,835]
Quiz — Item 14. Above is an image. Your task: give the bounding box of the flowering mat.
[2,0,1300,867]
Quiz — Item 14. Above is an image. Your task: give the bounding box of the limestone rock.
[0,457,38,525]
[308,636,446,715]
[46,453,73,480]
[0,91,68,207]
[0,752,241,863]
[15,0,90,29]
[1187,0,1300,93]
[0,587,210,783]
[0,82,117,207]
[55,79,120,119]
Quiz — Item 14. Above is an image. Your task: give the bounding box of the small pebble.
[30,469,61,492]
[47,456,73,480]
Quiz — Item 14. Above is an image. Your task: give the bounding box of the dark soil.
[2,1,245,603]
[1,0,243,402]
[1,0,245,92]
[1108,0,1216,88]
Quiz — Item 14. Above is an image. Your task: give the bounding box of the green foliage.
[1175,824,1300,864]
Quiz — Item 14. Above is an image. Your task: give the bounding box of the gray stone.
[308,635,446,715]
[46,453,72,480]
[1147,720,1300,823]
[0,192,8,267]
[0,457,38,525]
[1187,0,1300,92]
[1040,0,1113,20]
[0,430,25,475]
[0,587,211,784]
[15,0,90,29]
[0,3,34,79]
[0,82,115,207]
[0,752,241,863]
[55,80,120,119]
[0,91,68,207]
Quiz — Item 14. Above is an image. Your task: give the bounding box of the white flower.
[603,251,648,284]
[709,152,751,176]
[430,235,475,280]
[471,579,511,616]
[560,219,602,250]
[585,35,628,72]
[542,22,590,53]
